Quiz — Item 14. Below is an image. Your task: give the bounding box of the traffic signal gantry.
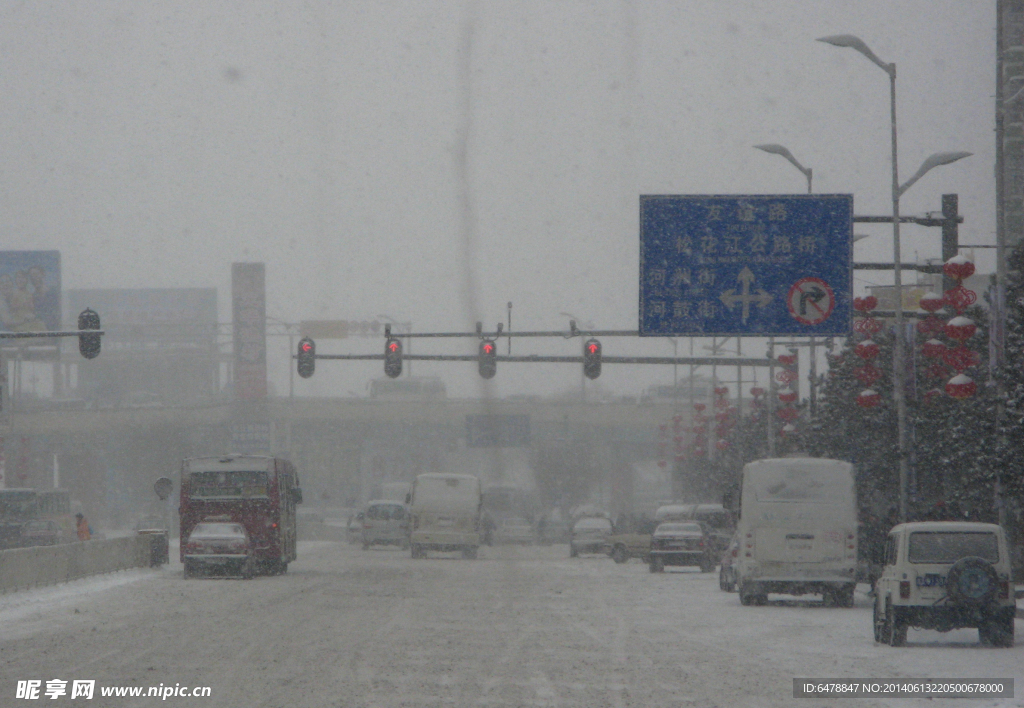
[291,320,776,381]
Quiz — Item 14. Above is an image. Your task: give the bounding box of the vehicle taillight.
[744,532,754,558]
[900,581,910,599]
[846,533,855,549]
[698,538,704,548]
[999,580,1010,600]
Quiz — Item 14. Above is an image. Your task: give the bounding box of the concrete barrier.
[0,536,152,594]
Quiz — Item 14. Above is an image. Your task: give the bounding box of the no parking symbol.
[787,278,835,326]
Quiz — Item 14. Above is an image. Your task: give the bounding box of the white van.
[408,473,482,559]
[734,458,857,607]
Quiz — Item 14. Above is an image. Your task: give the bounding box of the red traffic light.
[583,338,602,380]
[388,340,401,353]
[482,342,494,355]
[301,341,313,353]
[587,342,600,355]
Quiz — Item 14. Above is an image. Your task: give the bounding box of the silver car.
[361,500,410,550]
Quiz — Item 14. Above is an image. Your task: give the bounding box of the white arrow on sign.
[719,267,773,323]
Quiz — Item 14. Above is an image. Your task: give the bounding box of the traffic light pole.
[301,352,774,367]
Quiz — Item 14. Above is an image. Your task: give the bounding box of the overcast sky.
[0,1,996,399]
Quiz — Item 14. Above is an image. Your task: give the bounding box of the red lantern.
[674,454,685,464]
[777,387,797,404]
[750,387,765,398]
[921,339,946,358]
[943,255,976,282]
[945,374,977,400]
[715,439,730,451]
[776,407,799,422]
[714,386,729,397]
[943,286,977,314]
[944,316,976,342]
[853,296,878,312]
[923,388,944,405]
[778,354,797,366]
[857,389,882,408]
[693,403,706,412]
[672,414,682,424]
[854,317,883,336]
[918,292,945,313]
[692,424,707,435]
[942,345,979,373]
[775,369,798,384]
[854,340,880,360]
[854,364,882,386]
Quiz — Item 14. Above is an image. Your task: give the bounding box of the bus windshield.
[752,467,850,503]
[189,471,270,499]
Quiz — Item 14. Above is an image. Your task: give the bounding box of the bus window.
[189,470,269,498]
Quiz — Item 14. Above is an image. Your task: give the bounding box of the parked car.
[494,516,535,545]
[874,521,1015,647]
[361,500,410,550]
[183,519,254,579]
[605,517,659,564]
[719,533,739,591]
[648,521,716,573]
[20,519,63,547]
[570,516,612,557]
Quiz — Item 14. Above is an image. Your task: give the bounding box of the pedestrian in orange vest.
[75,513,90,541]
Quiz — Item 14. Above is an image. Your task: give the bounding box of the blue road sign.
[639,195,852,336]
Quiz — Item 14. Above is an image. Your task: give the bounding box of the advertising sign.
[232,263,267,400]
[639,195,852,336]
[0,251,61,334]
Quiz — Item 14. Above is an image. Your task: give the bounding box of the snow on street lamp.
[818,33,972,523]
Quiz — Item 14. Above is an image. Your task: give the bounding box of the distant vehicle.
[874,521,1015,647]
[570,516,612,557]
[494,516,535,545]
[605,517,659,564]
[369,376,446,400]
[183,519,254,579]
[408,473,482,559]
[648,521,716,573]
[719,533,740,592]
[0,488,75,549]
[19,519,63,547]
[179,455,302,577]
[361,500,410,550]
[734,458,857,607]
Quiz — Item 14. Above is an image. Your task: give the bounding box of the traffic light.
[478,339,497,379]
[384,337,403,378]
[297,337,316,378]
[583,338,602,380]
[78,308,101,359]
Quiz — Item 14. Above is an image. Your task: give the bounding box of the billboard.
[0,251,61,334]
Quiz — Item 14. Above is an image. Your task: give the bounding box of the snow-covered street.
[1,541,1020,708]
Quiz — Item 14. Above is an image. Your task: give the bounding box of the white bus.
[734,458,857,607]
[408,473,482,559]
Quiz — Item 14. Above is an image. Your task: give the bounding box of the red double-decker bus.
[179,454,302,576]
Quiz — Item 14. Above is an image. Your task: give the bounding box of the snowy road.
[1,541,1020,707]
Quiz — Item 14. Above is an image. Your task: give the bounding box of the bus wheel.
[411,544,423,559]
[183,560,196,580]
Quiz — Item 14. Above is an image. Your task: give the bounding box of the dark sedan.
[648,521,716,573]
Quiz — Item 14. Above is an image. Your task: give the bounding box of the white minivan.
[734,457,857,607]
[408,473,482,559]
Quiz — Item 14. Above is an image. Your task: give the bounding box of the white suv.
[874,521,1015,647]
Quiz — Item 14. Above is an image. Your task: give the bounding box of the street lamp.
[753,144,812,194]
[818,34,972,523]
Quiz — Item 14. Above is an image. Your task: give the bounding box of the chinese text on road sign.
[639,195,852,336]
